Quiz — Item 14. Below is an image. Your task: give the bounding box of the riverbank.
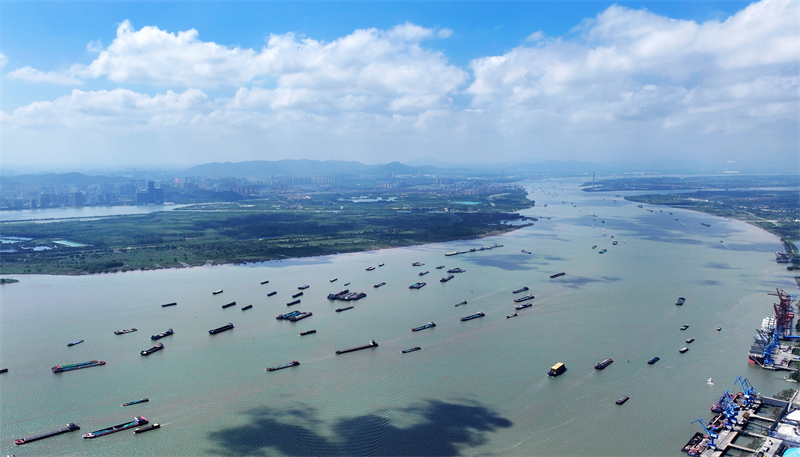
[0,189,533,275]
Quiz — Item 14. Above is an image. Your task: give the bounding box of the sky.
[1,1,798,172]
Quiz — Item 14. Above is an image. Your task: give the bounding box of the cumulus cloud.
[0,52,8,68]
[2,1,798,168]
[6,66,84,85]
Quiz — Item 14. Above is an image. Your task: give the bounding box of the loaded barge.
[151,329,173,340]
[83,416,147,438]
[209,323,234,334]
[461,312,485,321]
[266,361,300,372]
[122,398,149,407]
[411,322,436,332]
[161,302,177,307]
[336,340,378,355]
[67,340,84,347]
[512,287,529,294]
[440,275,454,283]
[514,295,534,302]
[114,328,137,335]
[52,360,105,373]
[222,301,236,309]
[594,358,613,370]
[140,343,164,356]
[15,423,80,445]
[288,312,312,322]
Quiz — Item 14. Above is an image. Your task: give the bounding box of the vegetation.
[0,189,532,275]
[0,278,19,284]
[775,388,796,401]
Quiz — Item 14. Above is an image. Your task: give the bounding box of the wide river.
[1,178,796,456]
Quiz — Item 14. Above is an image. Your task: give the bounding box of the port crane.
[734,376,758,408]
[691,418,718,447]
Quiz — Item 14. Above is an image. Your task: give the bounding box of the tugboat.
[411,322,436,331]
[402,347,421,353]
[612,240,618,245]
[591,245,597,249]
[67,340,84,347]
[548,363,567,377]
[151,329,173,340]
[515,303,532,310]
[594,358,613,370]
[140,343,164,356]
[675,297,686,306]
[409,282,426,289]
[266,361,300,372]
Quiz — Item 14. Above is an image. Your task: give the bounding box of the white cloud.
[0,52,8,68]
[6,66,84,85]
[2,2,797,169]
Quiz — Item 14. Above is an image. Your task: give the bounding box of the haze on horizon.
[1,1,798,173]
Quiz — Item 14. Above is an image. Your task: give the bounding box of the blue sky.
[2,1,797,171]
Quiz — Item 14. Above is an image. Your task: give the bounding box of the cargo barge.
[447,268,466,273]
[594,358,613,370]
[298,285,310,290]
[512,287,529,294]
[83,416,147,438]
[52,360,105,373]
[140,343,164,356]
[647,357,660,365]
[266,361,300,372]
[222,301,236,309]
[374,282,386,288]
[209,323,234,334]
[277,310,301,320]
[122,398,149,407]
[411,322,436,332]
[336,340,378,355]
[550,271,565,278]
[548,363,566,377]
[267,291,277,296]
[460,312,485,321]
[335,306,354,312]
[288,312,312,322]
[402,347,421,353]
[300,330,316,336]
[260,280,269,284]
[286,299,301,306]
[151,329,173,340]
[514,295,534,302]
[440,275,454,283]
[134,423,160,434]
[409,282,426,289]
[161,302,177,307]
[292,292,304,298]
[114,328,137,335]
[213,289,223,295]
[615,396,629,405]
[327,290,367,301]
[454,300,467,306]
[15,423,80,445]
[67,340,84,347]
[675,297,686,306]
[515,303,532,310]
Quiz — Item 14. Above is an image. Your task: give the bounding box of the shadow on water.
[206,399,512,456]
[704,262,737,270]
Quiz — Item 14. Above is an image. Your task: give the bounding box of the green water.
[1,179,796,456]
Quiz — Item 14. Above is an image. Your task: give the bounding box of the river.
[1,178,796,456]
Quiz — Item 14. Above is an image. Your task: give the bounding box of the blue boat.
[460,312,485,321]
[411,322,436,332]
[67,340,84,347]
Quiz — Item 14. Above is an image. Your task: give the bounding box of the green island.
[581,175,800,274]
[0,189,532,275]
